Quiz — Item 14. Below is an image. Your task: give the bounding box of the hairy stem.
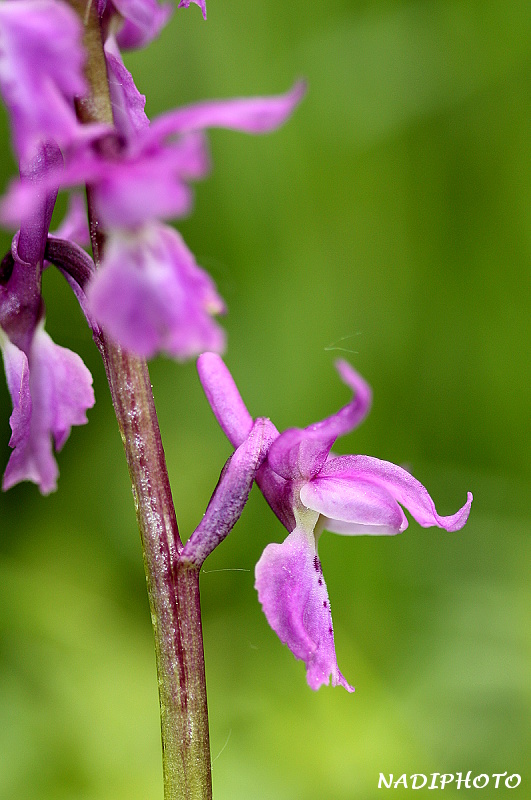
[66,2,213,796]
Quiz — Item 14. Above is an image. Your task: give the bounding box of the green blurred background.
[1,0,530,797]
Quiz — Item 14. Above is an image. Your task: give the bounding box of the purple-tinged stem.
[65,3,212,797]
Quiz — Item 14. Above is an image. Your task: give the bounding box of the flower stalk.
[66,2,212,796]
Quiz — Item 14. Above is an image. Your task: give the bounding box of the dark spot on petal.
[323,601,328,608]
[318,578,323,586]
[328,627,333,635]
[0,252,14,285]
[313,555,322,574]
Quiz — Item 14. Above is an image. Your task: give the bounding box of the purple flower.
[0,0,89,159]
[87,223,226,360]
[197,353,473,691]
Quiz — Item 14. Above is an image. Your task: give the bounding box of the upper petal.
[255,459,295,532]
[104,40,150,139]
[306,359,372,440]
[255,526,354,692]
[266,360,372,482]
[197,352,255,447]
[267,426,334,481]
[148,81,306,140]
[318,455,473,532]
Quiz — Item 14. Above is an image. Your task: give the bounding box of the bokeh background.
[1,1,530,798]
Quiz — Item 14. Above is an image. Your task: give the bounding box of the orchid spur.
[197,353,473,692]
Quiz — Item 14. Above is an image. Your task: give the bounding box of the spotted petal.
[255,526,354,692]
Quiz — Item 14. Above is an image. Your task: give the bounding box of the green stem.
[98,343,212,800]
[66,3,213,797]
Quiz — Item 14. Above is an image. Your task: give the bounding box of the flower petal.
[266,360,372,481]
[50,193,90,247]
[255,527,354,692]
[104,41,149,139]
[148,81,306,140]
[318,455,473,532]
[112,0,173,50]
[255,460,295,533]
[267,426,334,481]
[0,332,32,489]
[32,327,95,452]
[87,224,226,360]
[178,0,206,20]
[307,359,372,440]
[300,475,407,535]
[197,352,255,446]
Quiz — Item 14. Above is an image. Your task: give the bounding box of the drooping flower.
[86,223,226,360]
[197,353,473,691]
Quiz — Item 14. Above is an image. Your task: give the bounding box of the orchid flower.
[197,353,473,691]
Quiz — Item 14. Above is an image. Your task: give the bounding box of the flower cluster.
[197,353,472,691]
[0,0,303,492]
[0,1,472,695]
